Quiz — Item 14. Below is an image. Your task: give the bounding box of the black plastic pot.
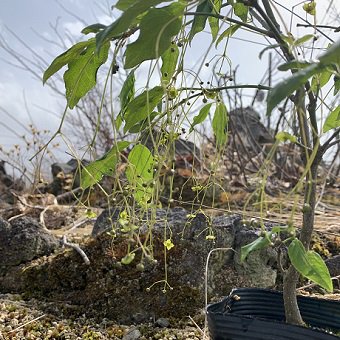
[207,288,340,340]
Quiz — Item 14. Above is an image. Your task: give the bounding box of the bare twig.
[62,235,90,265]
[9,314,46,334]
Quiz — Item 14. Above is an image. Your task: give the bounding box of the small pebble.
[123,327,142,340]
[155,317,170,328]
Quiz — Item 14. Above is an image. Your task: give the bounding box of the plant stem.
[184,11,274,38]
[283,266,304,325]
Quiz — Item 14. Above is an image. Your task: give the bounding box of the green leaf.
[319,40,340,66]
[64,41,110,109]
[119,70,135,115]
[212,103,228,148]
[81,23,106,35]
[43,39,94,84]
[311,69,333,92]
[216,24,240,47]
[161,44,179,85]
[323,105,340,133]
[189,0,213,41]
[241,235,272,262]
[126,144,154,206]
[124,2,185,69]
[96,0,171,51]
[189,103,212,133]
[233,2,248,22]
[208,0,222,42]
[278,61,312,71]
[115,0,140,11]
[129,111,159,133]
[266,63,322,115]
[288,239,333,292]
[80,141,130,189]
[293,34,315,47]
[275,131,297,143]
[124,86,164,132]
[281,34,295,46]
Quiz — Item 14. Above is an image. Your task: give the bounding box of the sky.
[0,0,339,175]
[0,0,113,171]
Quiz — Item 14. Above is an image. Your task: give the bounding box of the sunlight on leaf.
[216,24,240,47]
[212,102,228,148]
[275,131,297,143]
[323,105,340,133]
[189,103,212,133]
[208,0,222,42]
[293,34,315,47]
[43,39,94,84]
[161,45,179,85]
[288,239,333,292]
[126,144,154,206]
[233,2,248,22]
[124,86,164,132]
[311,69,333,92]
[63,41,110,108]
[80,141,130,189]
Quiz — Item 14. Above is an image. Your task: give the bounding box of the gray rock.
[141,129,201,168]
[0,217,59,273]
[0,161,25,204]
[326,255,340,277]
[229,107,273,152]
[155,317,170,328]
[47,158,89,196]
[91,206,122,237]
[0,208,283,324]
[233,224,278,288]
[122,328,141,340]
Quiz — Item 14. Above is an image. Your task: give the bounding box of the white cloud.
[63,20,85,39]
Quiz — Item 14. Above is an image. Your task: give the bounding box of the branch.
[297,23,340,32]
[248,0,292,62]
[321,128,340,153]
[179,84,271,92]
[62,235,90,265]
[184,11,275,38]
[272,0,334,43]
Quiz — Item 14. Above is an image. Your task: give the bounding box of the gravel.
[0,294,206,339]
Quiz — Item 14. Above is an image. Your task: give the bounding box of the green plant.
[43,0,339,327]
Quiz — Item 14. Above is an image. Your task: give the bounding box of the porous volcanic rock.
[0,216,59,274]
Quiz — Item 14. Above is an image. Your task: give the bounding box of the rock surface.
[0,208,282,324]
[0,217,59,274]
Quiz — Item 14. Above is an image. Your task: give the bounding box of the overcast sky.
[0,0,338,172]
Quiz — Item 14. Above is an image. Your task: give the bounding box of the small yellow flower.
[86,209,97,218]
[206,235,216,240]
[164,239,174,250]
